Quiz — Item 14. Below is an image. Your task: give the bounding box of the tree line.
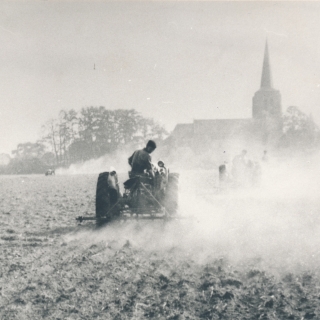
[0,105,319,174]
[280,106,320,150]
[1,107,168,174]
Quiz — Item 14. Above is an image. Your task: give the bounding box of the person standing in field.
[219,161,230,189]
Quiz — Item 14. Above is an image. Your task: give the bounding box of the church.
[167,41,283,158]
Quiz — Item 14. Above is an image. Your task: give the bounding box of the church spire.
[252,39,282,120]
[260,39,273,89]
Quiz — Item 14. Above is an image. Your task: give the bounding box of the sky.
[1,1,320,155]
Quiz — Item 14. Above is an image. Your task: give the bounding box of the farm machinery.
[45,169,55,176]
[76,167,179,226]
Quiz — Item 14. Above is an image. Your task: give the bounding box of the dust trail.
[65,154,320,274]
[55,151,129,175]
[55,145,166,175]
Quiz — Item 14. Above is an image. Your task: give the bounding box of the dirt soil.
[1,174,320,320]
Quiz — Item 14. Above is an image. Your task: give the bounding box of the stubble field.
[1,169,320,320]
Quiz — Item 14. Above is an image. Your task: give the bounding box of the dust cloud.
[55,145,166,175]
[55,149,132,175]
[61,148,320,274]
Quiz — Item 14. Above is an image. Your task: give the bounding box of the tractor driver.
[128,140,157,178]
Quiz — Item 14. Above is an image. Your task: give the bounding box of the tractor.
[76,166,179,226]
[45,169,55,176]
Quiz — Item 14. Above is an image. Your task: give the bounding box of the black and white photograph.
[1,1,320,319]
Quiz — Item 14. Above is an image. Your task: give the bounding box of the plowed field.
[1,173,320,320]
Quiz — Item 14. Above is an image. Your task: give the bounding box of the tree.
[139,117,168,141]
[280,106,320,150]
[78,106,106,158]
[40,107,169,164]
[68,140,92,162]
[58,109,79,165]
[41,152,56,167]
[6,157,46,174]
[0,153,10,166]
[9,141,47,174]
[12,142,46,159]
[41,119,60,165]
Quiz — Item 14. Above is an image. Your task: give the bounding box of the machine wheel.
[95,172,119,226]
[164,173,179,215]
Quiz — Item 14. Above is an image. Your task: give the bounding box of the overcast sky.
[1,1,320,154]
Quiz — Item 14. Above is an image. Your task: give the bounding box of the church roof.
[193,119,255,139]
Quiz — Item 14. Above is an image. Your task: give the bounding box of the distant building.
[168,40,283,156]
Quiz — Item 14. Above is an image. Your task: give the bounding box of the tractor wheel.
[164,173,179,215]
[95,172,119,226]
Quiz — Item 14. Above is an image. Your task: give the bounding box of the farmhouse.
[168,41,283,154]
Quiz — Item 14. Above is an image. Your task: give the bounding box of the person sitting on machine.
[128,140,157,178]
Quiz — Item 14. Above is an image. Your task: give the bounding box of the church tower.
[252,40,282,119]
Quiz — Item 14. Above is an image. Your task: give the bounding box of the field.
[1,170,320,320]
